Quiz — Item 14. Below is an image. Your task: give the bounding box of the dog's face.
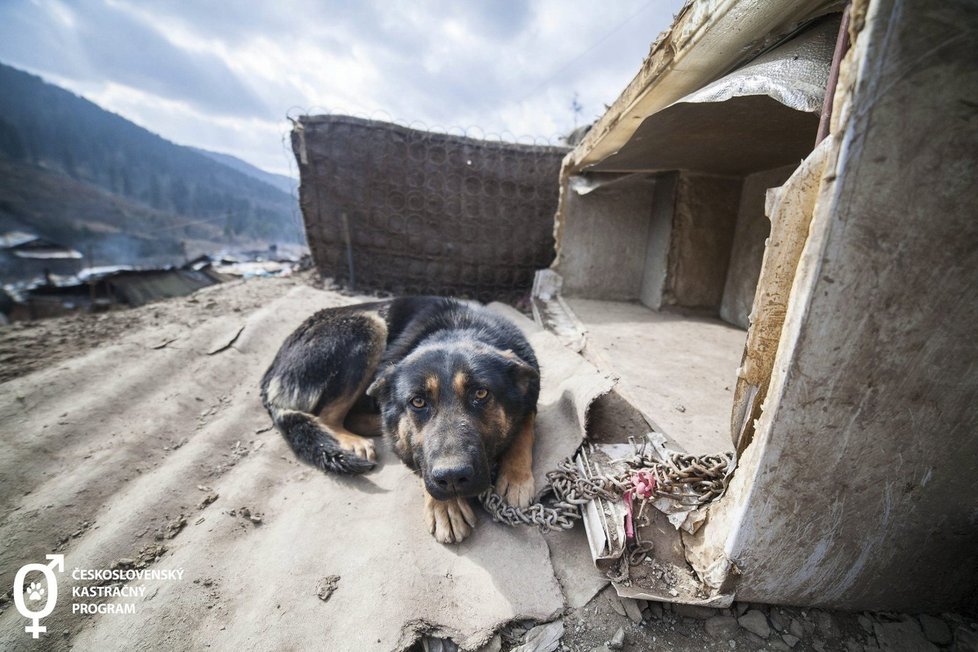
[368,342,538,501]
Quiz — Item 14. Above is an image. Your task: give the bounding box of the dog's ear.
[501,350,539,395]
[366,364,395,401]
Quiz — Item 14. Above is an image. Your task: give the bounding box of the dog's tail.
[266,406,375,475]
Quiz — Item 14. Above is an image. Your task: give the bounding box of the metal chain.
[479,449,733,533]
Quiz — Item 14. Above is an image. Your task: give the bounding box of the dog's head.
[367,341,538,500]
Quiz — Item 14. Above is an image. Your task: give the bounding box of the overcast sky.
[0,0,684,177]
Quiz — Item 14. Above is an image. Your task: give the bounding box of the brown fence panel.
[292,115,566,303]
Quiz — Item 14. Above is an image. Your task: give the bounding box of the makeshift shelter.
[287,0,976,616]
[542,0,978,612]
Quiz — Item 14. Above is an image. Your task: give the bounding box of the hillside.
[0,62,304,278]
[192,147,297,197]
[0,159,224,268]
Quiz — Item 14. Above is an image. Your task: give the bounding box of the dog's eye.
[473,388,489,401]
[410,396,427,409]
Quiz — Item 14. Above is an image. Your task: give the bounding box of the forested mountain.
[0,62,304,274]
[191,147,297,197]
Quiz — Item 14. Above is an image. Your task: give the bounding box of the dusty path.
[0,274,319,384]
[1,277,974,652]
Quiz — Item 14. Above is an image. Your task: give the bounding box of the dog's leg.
[318,393,378,464]
[495,412,536,507]
[422,481,477,544]
[343,411,383,438]
[261,307,386,474]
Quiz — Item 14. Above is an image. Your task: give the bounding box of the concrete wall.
[690,0,978,612]
[663,173,742,310]
[720,164,797,329]
[639,173,677,309]
[560,171,742,313]
[554,176,656,301]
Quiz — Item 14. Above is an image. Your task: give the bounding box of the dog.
[260,296,540,543]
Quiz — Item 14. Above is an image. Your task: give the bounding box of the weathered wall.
[691,0,978,612]
[664,173,742,310]
[639,173,677,310]
[554,176,656,301]
[720,164,797,328]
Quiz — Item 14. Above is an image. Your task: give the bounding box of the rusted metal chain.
[479,449,733,533]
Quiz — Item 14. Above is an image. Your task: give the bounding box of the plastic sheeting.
[586,15,840,175]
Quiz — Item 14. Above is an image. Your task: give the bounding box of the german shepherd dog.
[260,297,539,543]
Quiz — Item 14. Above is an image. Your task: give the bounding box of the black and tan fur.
[260,296,539,543]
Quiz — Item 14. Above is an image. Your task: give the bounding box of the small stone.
[607,626,625,650]
[812,640,825,652]
[954,626,978,652]
[844,640,863,652]
[198,493,219,509]
[604,592,626,617]
[315,575,340,602]
[745,632,766,647]
[674,604,718,620]
[918,615,952,646]
[705,616,740,638]
[874,619,938,652]
[734,602,749,617]
[768,640,790,651]
[858,615,874,634]
[739,610,771,639]
[621,598,643,625]
[770,609,787,632]
[647,602,663,619]
[782,634,800,648]
[789,619,805,639]
[814,610,842,639]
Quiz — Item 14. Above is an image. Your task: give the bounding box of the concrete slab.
[565,298,744,454]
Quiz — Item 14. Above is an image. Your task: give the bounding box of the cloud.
[0,0,684,176]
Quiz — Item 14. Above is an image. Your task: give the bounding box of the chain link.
[479,449,733,533]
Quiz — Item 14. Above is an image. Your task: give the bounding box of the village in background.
[0,62,309,323]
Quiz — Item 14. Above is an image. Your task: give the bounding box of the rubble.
[737,610,771,638]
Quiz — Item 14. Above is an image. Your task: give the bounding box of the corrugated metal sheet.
[107,269,224,306]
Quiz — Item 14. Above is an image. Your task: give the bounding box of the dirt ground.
[1,274,976,651]
[0,271,332,384]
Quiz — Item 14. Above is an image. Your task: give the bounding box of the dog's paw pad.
[497,472,535,508]
[424,496,477,544]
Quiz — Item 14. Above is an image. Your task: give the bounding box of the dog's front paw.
[496,469,535,508]
[334,432,377,463]
[424,494,477,544]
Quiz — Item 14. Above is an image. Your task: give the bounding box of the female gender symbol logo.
[13,554,64,638]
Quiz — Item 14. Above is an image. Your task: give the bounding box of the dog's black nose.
[431,463,475,493]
